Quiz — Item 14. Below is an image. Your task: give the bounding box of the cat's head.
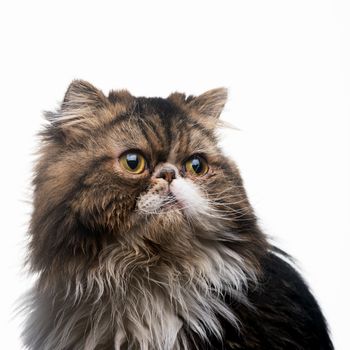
[30,80,260,276]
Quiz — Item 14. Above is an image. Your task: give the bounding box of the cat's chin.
[159,200,183,212]
[139,201,184,215]
[157,191,183,211]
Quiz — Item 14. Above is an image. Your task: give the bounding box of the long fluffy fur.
[22,197,258,349]
[20,80,333,350]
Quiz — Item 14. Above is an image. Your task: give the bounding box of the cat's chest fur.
[79,241,248,350]
[24,239,250,350]
[113,289,184,350]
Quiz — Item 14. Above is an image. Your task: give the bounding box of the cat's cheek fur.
[136,179,170,213]
[135,176,216,230]
[170,178,210,216]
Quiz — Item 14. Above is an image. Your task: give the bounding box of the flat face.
[33,82,253,263]
[84,96,237,234]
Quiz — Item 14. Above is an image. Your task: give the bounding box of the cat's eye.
[184,155,209,176]
[119,152,146,174]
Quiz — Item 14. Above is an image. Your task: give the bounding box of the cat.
[21,80,334,350]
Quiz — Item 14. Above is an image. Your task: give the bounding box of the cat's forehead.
[107,96,218,163]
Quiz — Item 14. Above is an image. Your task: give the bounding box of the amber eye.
[184,155,209,176]
[119,152,146,174]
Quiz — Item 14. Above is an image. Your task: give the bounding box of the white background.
[0,1,349,349]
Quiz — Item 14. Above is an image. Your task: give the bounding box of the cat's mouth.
[158,192,184,211]
[136,189,185,214]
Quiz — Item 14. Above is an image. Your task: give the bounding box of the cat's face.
[31,81,255,272]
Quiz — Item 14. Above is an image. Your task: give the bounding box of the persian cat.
[22,80,333,350]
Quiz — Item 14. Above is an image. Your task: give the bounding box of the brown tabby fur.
[22,80,268,350]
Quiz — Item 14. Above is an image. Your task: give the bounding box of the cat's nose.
[157,167,176,183]
[155,165,177,183]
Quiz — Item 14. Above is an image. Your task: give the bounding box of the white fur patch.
[170,178,210,217]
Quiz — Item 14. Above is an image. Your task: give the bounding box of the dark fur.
[190,251,334,349]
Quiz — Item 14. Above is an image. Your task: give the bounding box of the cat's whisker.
[203,188,244,199]
[207,199,248,206]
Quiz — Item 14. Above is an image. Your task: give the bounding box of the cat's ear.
[62,79,108,110]
[188,88,228,120]
[46,80,110,143]
[168,88,228,128]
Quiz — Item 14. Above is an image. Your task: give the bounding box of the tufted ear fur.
[45,80,111,143]
[168,88,228,129]
[188,88,228,120]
